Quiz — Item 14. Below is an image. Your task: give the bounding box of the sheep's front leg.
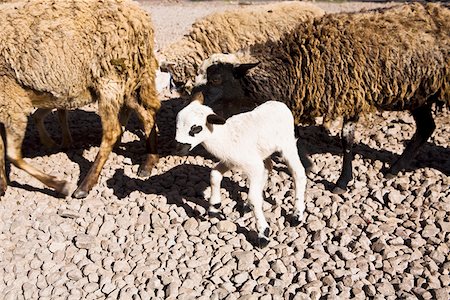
[126,97,160,177]
[387,103,435,177]
[208,162,229,219]
[333,119,356,194]
[247,164,270,248]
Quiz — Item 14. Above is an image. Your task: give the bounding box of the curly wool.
[0,0,159,112]
[159,1,324,91]
[233,3,449,125]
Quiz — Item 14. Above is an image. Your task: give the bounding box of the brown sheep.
[194,3,449,193]
[0,0,160,198]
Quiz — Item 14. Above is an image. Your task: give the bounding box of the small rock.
[307,219,325,232]
[271,260,287,274]
[74,234,97,249]
[376,282,395,296]
[422,224,439,238]
[234,251,254,271]
[217,220,237,233]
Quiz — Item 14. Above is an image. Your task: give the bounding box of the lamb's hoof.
[332,185,347,195]
[257,227,270,248]
[290,214,303,227]
[258,236,270,248]
[208,209,225,221]
[72,188,88,199]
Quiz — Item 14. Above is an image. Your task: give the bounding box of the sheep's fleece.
[159,1,324,91]
[214,3,449,125]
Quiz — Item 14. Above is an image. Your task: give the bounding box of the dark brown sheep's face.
[191,62,259,118]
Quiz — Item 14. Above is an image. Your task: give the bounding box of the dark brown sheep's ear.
[207,114,226,125]
[191,91,204,104]
[233,62,260,78]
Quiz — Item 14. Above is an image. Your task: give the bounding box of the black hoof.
[384,172,396,180]
[208,210,225,220]
[72,188,88,199]
[290,214,302,227]
[258,236,270,248]
[332,185,347,195]
[137,167,152,178]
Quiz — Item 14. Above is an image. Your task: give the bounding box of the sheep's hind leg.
[333,119,357,194]
[33,108,58,148]
[58,109,73,149]
[6,117,69,196]
[387,103,435,178]
[208,162,229,219]
[0,133,7,196]
[72,88,122,198]
[247,163,270,248]
[282,142,307,226]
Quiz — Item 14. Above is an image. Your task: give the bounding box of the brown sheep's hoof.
[54,180,71,197]
[72,188,88,199]
[138,154,159,177]
[384,172,396,180]
[332,186,347,195]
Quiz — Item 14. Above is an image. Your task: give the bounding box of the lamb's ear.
[233,62,260,78]
[207,114,226,125]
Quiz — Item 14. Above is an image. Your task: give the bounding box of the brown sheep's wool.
[235,2,449,125]
[159,1,324,92]
[0,0,160,197]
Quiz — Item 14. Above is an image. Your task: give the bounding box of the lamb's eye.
[189,125,203,137]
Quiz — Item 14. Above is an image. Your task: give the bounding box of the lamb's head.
[175,93,226,155]
[192,57,259,118]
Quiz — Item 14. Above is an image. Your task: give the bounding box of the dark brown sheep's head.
[191,62,259,119]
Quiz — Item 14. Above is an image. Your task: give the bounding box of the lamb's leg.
[72,88,122,199]
[0,134,7,196]
[6,116,69,196]
[333,119,357,194]
[57,109,73,149]
[247,163,270,248]
[125,97,159,177]
[208,162,229,219]
[282,142,307,226]
[387,103,435,177]
[33,108,58,148]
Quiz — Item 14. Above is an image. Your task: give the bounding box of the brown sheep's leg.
[6,116,70,196]
[126,99,159,177]
[387,103,435,177]
[57,109,73,149]
[0,134,7,196]
[72,95,122,199]
[333,118,357,194]
[33,108,58,148]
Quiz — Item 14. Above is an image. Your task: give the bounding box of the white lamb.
[175,93,307,247]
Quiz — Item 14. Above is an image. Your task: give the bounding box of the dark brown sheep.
[195,3,449,193]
